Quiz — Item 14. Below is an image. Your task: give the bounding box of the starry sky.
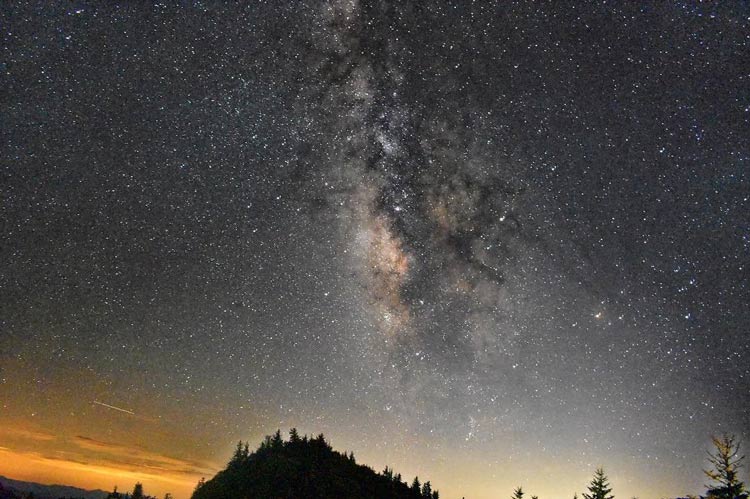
[1,2,749,498]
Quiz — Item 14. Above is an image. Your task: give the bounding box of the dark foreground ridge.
[0,475,108,499]
[191,429,440,499]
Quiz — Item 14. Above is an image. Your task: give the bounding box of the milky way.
[1,2,748,498]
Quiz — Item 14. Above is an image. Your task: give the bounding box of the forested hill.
[191,430,441,499]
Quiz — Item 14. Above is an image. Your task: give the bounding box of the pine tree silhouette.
[231,441,244,464]
[131,483,144,499]
[289,428,301,444]
[582,468,613,499]
[411,477,421,494]
[271,429,283,449]
[383,466,394,481]
[704,434,746,499]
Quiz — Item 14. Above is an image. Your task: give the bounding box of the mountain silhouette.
[0,475,109,499]
[191,430,440,499]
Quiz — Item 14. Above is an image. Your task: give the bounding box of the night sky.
[1,2,749,498]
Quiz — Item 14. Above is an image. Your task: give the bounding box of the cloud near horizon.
[0,426,58,442]
[0,445,213,498]
[71,435,217,476]
[0,426,220,498]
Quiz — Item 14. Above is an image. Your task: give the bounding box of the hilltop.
[190,430,440,499]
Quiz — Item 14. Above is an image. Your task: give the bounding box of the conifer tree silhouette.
[704,434,746,499]
[231,441,244,464]
[383,466,394,480]
[289,428,301,443]
[271,429,283,449]
[411,477,421,494]
[582,468,613,499]
[131,483,144,499]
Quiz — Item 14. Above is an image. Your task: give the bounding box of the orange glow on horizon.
[0,423,220,499]
[0,447,203,498]
[0,422,706,499]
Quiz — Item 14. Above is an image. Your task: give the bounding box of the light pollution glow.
[0,420,701,499]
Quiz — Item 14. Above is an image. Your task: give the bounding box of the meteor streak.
[93,400,135,415]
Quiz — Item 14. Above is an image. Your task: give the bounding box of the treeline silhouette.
[190,429,439,499]
[3,430,743,499]
[191,431,747,499]
[105,483,168,499]
[510,434,747,499]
